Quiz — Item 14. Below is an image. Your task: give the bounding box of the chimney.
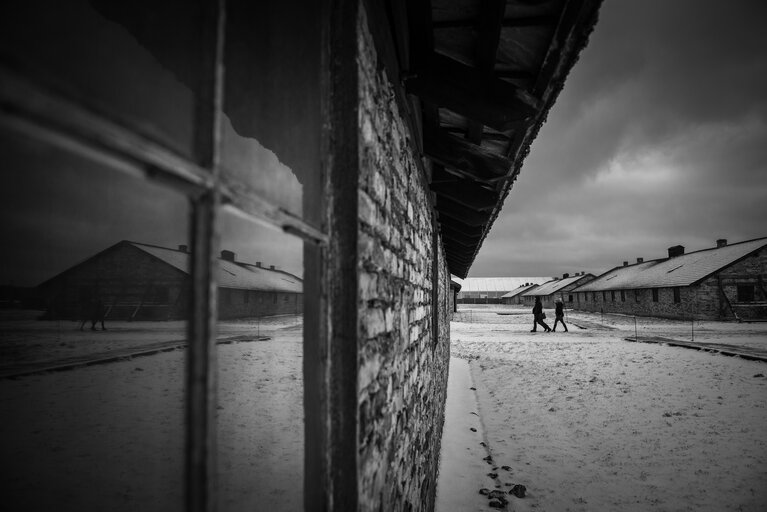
[563,273,570,279]
[178,244,188,253]
[623,261,628,266]
[269,265,275,270]
[221,250,236,262]
[667,245,685,258]
[716,239,727,248]
[637,257,643,263]
[256,262,261,267]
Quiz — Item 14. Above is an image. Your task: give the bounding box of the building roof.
[402,0,604,278]
[131,242,303,293]
[501,284,539,299]
[523,274,594,296]
[454,277,553,294]
[573,237,767,292]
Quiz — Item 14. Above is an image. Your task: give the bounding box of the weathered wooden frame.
[0,0,333,510]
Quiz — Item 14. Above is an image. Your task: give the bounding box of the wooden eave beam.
[433,15,559,29]
[430,178,499,211]
[441,225,482,246]
[436,197,491,226]
[441,231,478,249]
[439,217,485,238]
[466,0,506,143]
[424,127,512,182]
[405,53,540,131]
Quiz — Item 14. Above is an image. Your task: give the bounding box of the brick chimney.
[637,257,643,263]
[623,261,628,266]
[178,244,188,253]
[667,245,685,258]
[563,273,570,279]
[716,239,727,248]
[221,250,236,262]
[269,265,275,270]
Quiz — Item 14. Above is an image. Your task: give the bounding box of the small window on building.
[602,291,607,302]
[652,288,659,302]
[583,293,587,302]
[620,290,625,302]
[592,292,597,302]
[568,294,573,303]
[737,285,755,302]
[673,287,681,303]
[611,290,615,302]
[634,289,640,303]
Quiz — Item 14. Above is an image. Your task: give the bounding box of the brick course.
[356,6,450,510]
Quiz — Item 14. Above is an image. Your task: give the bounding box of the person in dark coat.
[531,297,551,332]
[552,298,568,332]
[80,297,107,331]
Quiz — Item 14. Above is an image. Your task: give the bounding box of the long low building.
[571,237,767,321]
[521,272,595,309]
[455,277,553,304]
[38,240,303,321]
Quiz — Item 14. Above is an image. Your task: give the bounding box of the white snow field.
[437,305,767,512]
[0,314,303,512]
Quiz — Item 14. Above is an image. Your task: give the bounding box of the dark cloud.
[471,1,767,277]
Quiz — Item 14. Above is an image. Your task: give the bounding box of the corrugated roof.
[454,277,553,293]
[501,284,538,299]
[574,237,767,292]
[131,242,303,293]
[523,274,595,296]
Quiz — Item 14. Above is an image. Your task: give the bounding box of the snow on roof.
[454,277,553,293]
[501,284,539,298]
[574,237,767,292]
[131,242,302,293]
[523,274,594,296]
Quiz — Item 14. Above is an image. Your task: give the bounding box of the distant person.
[80,297,107,331]
[552,298,568,332]
[531,297,551,332]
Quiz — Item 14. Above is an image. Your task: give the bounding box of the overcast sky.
[470,0,767,278]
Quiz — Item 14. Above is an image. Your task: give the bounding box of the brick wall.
[572,250,766,320]
[356,5,451,510]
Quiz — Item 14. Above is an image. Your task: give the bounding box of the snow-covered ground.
[438,305,767,511]
[0,314,303,512]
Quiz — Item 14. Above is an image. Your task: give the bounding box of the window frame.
[0,1,332,510]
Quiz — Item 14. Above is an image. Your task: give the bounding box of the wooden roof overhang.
[366,0,603,278]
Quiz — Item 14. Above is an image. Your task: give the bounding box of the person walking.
[552,298,568,332]
[530,297,551,332]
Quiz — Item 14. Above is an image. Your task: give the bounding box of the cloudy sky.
[470,0,767,278]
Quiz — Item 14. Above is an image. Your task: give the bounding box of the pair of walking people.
[531,297,568,332]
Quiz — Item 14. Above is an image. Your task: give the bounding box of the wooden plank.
[436,198,491,227]
[466,0,506,143]
[424,127,512,182]
[405,53,540,131]
[430,168,499,210]
[186,1,224,510]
